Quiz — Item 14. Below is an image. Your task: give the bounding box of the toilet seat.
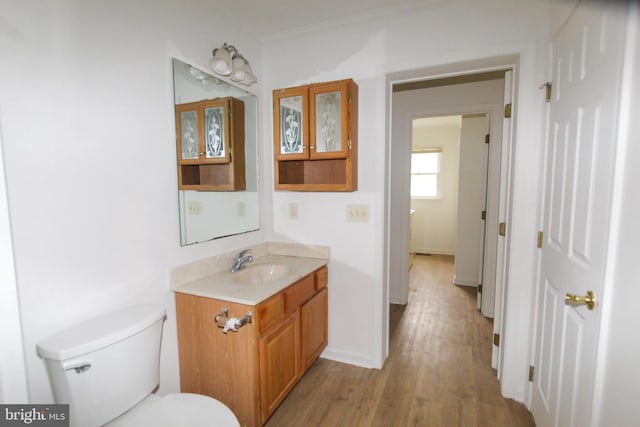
[106,393,240,427]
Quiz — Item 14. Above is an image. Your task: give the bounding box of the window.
[411,149,441,198]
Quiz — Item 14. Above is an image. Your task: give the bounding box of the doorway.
[409,114,490,300]
[386,64,514,377]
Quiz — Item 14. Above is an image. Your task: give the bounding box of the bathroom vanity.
[172,246,329,427]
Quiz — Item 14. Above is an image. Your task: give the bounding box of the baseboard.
[453,277,479,287]
[320,347,377,369]
[414,248,455,256]
[389,297,407,305]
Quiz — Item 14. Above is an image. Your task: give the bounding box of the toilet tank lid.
[36,305,166,361]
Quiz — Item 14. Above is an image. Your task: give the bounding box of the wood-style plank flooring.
[264,254,535,426]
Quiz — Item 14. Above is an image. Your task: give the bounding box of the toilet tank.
[36,305,166,427]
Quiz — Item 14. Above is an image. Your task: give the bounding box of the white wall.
[0,0,265,403]
[410,123,460,256]
[0,0,552,405]
[455,115,489,286]
[0,121,28,403]
[262,0,549,379]
[594,4,640,425]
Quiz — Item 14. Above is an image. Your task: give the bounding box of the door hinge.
[499,222,506,236]
[485,134,490,144]
[537,231,544,248]
[529,365,535,382]
[493,333,500,347]
[347,139,352,149]
[504,103,512,118]
[478,284,483,294]
[481,210,486,220]
[348,91,352,103]
[540,82,552,102]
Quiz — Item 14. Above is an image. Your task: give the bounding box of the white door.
[477,114,490,311]
[531,1,627,426]
[490,70,513,371]
[454,114,489,289]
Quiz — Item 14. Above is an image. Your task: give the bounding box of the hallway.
[265,254,534,426]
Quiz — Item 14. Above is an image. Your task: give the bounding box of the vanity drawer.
[284,275,315,314]
[257,293,285,335]
[314,266,328,290]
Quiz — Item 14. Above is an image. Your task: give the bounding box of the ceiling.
[213,0,442,40]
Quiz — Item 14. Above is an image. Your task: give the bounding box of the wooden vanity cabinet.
[273,79,358,191]
[175,97,245,191]
[175,266,329,427]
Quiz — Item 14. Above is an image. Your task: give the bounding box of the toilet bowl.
[36,304,239,427]
[106,393,239,427]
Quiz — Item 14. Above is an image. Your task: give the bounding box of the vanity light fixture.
[209,43,257,86]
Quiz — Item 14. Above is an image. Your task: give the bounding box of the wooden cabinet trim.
[314,266,328,290]
[256,292,285,335]
[283,274,315,315]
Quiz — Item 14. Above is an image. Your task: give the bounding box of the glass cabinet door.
[309,81,350,159]
[204,104,227,160]
[178,109,200,160]
[273,87,309,160]
[175,99,231,165]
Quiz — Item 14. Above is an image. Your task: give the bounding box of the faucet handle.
[236,249,252,259]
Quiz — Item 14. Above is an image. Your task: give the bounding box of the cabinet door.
[309,81,351,160]
[202,99,231,163]
[175,99,232,165]
[176,103,202,161]
[273,86,309,161]
[259,311,300,423]
[300,287,328,372]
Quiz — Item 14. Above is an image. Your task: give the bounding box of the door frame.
[384,54,529,398]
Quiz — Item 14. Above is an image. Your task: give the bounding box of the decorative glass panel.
[314,90,342,153]
[204,106,225,158]
[180,111,199,160]
[280,95,304,155]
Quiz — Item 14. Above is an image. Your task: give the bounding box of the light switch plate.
[187,201,203,215]
[288,202,298,219]
[346,204,369,222]
[237,201,246,217]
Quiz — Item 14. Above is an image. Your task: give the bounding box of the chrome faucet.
[230,249,253,272]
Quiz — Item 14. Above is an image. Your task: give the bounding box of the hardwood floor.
[264,254,535,426]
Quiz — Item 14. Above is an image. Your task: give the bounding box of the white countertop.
[171,254,328,306]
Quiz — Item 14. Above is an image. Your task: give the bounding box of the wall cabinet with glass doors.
[273,79,358,191]
[175,97,245,191]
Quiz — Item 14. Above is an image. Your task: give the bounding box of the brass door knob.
[565,290,597,311]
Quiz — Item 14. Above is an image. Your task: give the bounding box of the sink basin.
[233,263,291,284]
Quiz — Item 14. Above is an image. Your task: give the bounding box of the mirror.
[172,58,259,245]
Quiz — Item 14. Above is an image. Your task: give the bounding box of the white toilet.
[36,304,240,427]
